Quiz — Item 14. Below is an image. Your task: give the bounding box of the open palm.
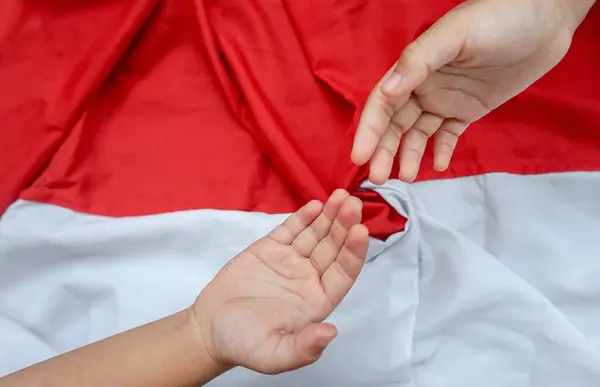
[352,0,591,184]
[193,190,369,374]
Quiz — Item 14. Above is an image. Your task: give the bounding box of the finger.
[379,11,465,99]
[433,119,468,171]
[351,13,464,167]
[369,98,422,184]
[351,66,400,166]
[294,323,337,363]
[369,129,400,185]
[321,224,369,309]
[309,196,362,275]
[272,323,338,372]
[399,113,444,182]
[291,189,349,256]
[268,200,324,244]
[391,97,422,135]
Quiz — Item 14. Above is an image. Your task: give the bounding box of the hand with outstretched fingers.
[352,0,595,184]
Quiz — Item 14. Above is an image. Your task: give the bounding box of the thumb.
[261,323,337,374]
[380,11,466,98]
[291,323,338,367]
[351,7,467,167]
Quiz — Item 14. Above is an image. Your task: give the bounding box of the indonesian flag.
[1,1,600,386]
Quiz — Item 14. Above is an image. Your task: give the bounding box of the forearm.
[0,309,230,387]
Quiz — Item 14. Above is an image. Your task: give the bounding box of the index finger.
[268,200,324,244]
[351,66,412,166]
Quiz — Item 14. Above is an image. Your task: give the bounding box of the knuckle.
[389,119,407,136]
[437,130,459,151]
[410,126,431,141]
[379,95,398,118]
[406,105,421,120]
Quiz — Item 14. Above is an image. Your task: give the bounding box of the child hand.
[190,189,369,374]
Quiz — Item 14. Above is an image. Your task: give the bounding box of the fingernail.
[381,73,403,94]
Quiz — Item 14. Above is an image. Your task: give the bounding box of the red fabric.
[1,1,600,239]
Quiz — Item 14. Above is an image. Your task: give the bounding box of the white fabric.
[1,172,600,386]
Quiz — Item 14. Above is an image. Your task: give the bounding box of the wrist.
[184,307,233,379]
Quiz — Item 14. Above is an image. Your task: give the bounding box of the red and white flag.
[1,1,600,385]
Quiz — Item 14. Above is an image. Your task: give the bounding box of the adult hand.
[352,0,595,184]
[192,189,369,374]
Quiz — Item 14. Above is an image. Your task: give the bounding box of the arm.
[0,191,369,386]
[0,309,228,387]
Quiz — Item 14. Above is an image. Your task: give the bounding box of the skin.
[352,0,596,184]
[2,0,597,384]
[0,190,369,386]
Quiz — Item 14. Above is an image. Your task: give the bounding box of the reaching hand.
[351,0,595,184]
[191,189,369,374]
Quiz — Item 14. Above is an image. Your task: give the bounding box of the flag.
[1,1,600,385]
